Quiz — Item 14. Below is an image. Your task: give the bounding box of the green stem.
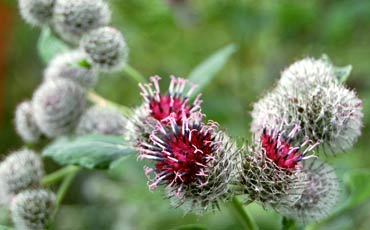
[53,166,80,217]
[87,91,132,116]
[230,197,257,230]
[41,165,79,186]
[123,64,147,83]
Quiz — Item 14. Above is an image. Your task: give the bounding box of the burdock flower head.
[125,76,202,149]
[276,159,340,224]
[251,78,362,154]
[139,112,240,214]
[239,124,319,208]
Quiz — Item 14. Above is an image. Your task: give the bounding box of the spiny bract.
[276,159,340,224]
[238,125,318,208]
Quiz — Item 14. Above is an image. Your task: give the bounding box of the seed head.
[53,0,111,44]
[81,26,128,72]
[44,50,98,88]
[238,125,318,207]
[0,149,44,205]
[125,76,202,149]
[251,83,363,154]
[139,113,240,214]
[11,189,56,230]
[14,101,42,143]
[18,0,55,27]
[32,79,86,138]
[276,159,340,224]
[76,105,126,135]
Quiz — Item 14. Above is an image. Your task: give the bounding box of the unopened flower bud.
[14,101,41,143]
[81,27,128,72]
[76,105,126,135]
[278,57,338,92]
[44,50,98,88]
[32,79,86,138]
[11,189,56,230]
[0,149,44,205]
[18,0,55,27]
[53,0,111,44]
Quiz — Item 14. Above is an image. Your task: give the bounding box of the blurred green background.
[0,0,370,229]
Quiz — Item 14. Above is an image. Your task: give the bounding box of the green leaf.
[188,44,237,96]
[320,54,352,83]
[37,27,70,64]
[42,135,134,169]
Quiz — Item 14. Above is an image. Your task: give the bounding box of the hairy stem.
[230,197,258,230]
[123,64,147,83]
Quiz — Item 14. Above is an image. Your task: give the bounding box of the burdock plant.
[2,0,365,229]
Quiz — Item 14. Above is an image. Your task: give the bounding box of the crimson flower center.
[260,131,300,169]
[154,127,213,186]
[149,95,192,123]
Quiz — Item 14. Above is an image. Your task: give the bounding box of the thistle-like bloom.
[18,0,55,27]
[239,125,318,207]
[125,76,202,148]
[277,159,340,224]
[0,149,44,205]
[14,101,42,143]
[11,189,56,230]
[32,79,86,138]
[44,50,98,88]
[81,26,128,72]
[251,82,363,154]
[139,113,240,214]
[53,0,111,44]
[76,105,127,135]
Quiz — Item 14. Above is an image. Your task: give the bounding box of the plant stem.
[87,91,132,116]
[230,197,257,230]
[53,166,80,217]
[123,64,147,83]
[41,165,79,186]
